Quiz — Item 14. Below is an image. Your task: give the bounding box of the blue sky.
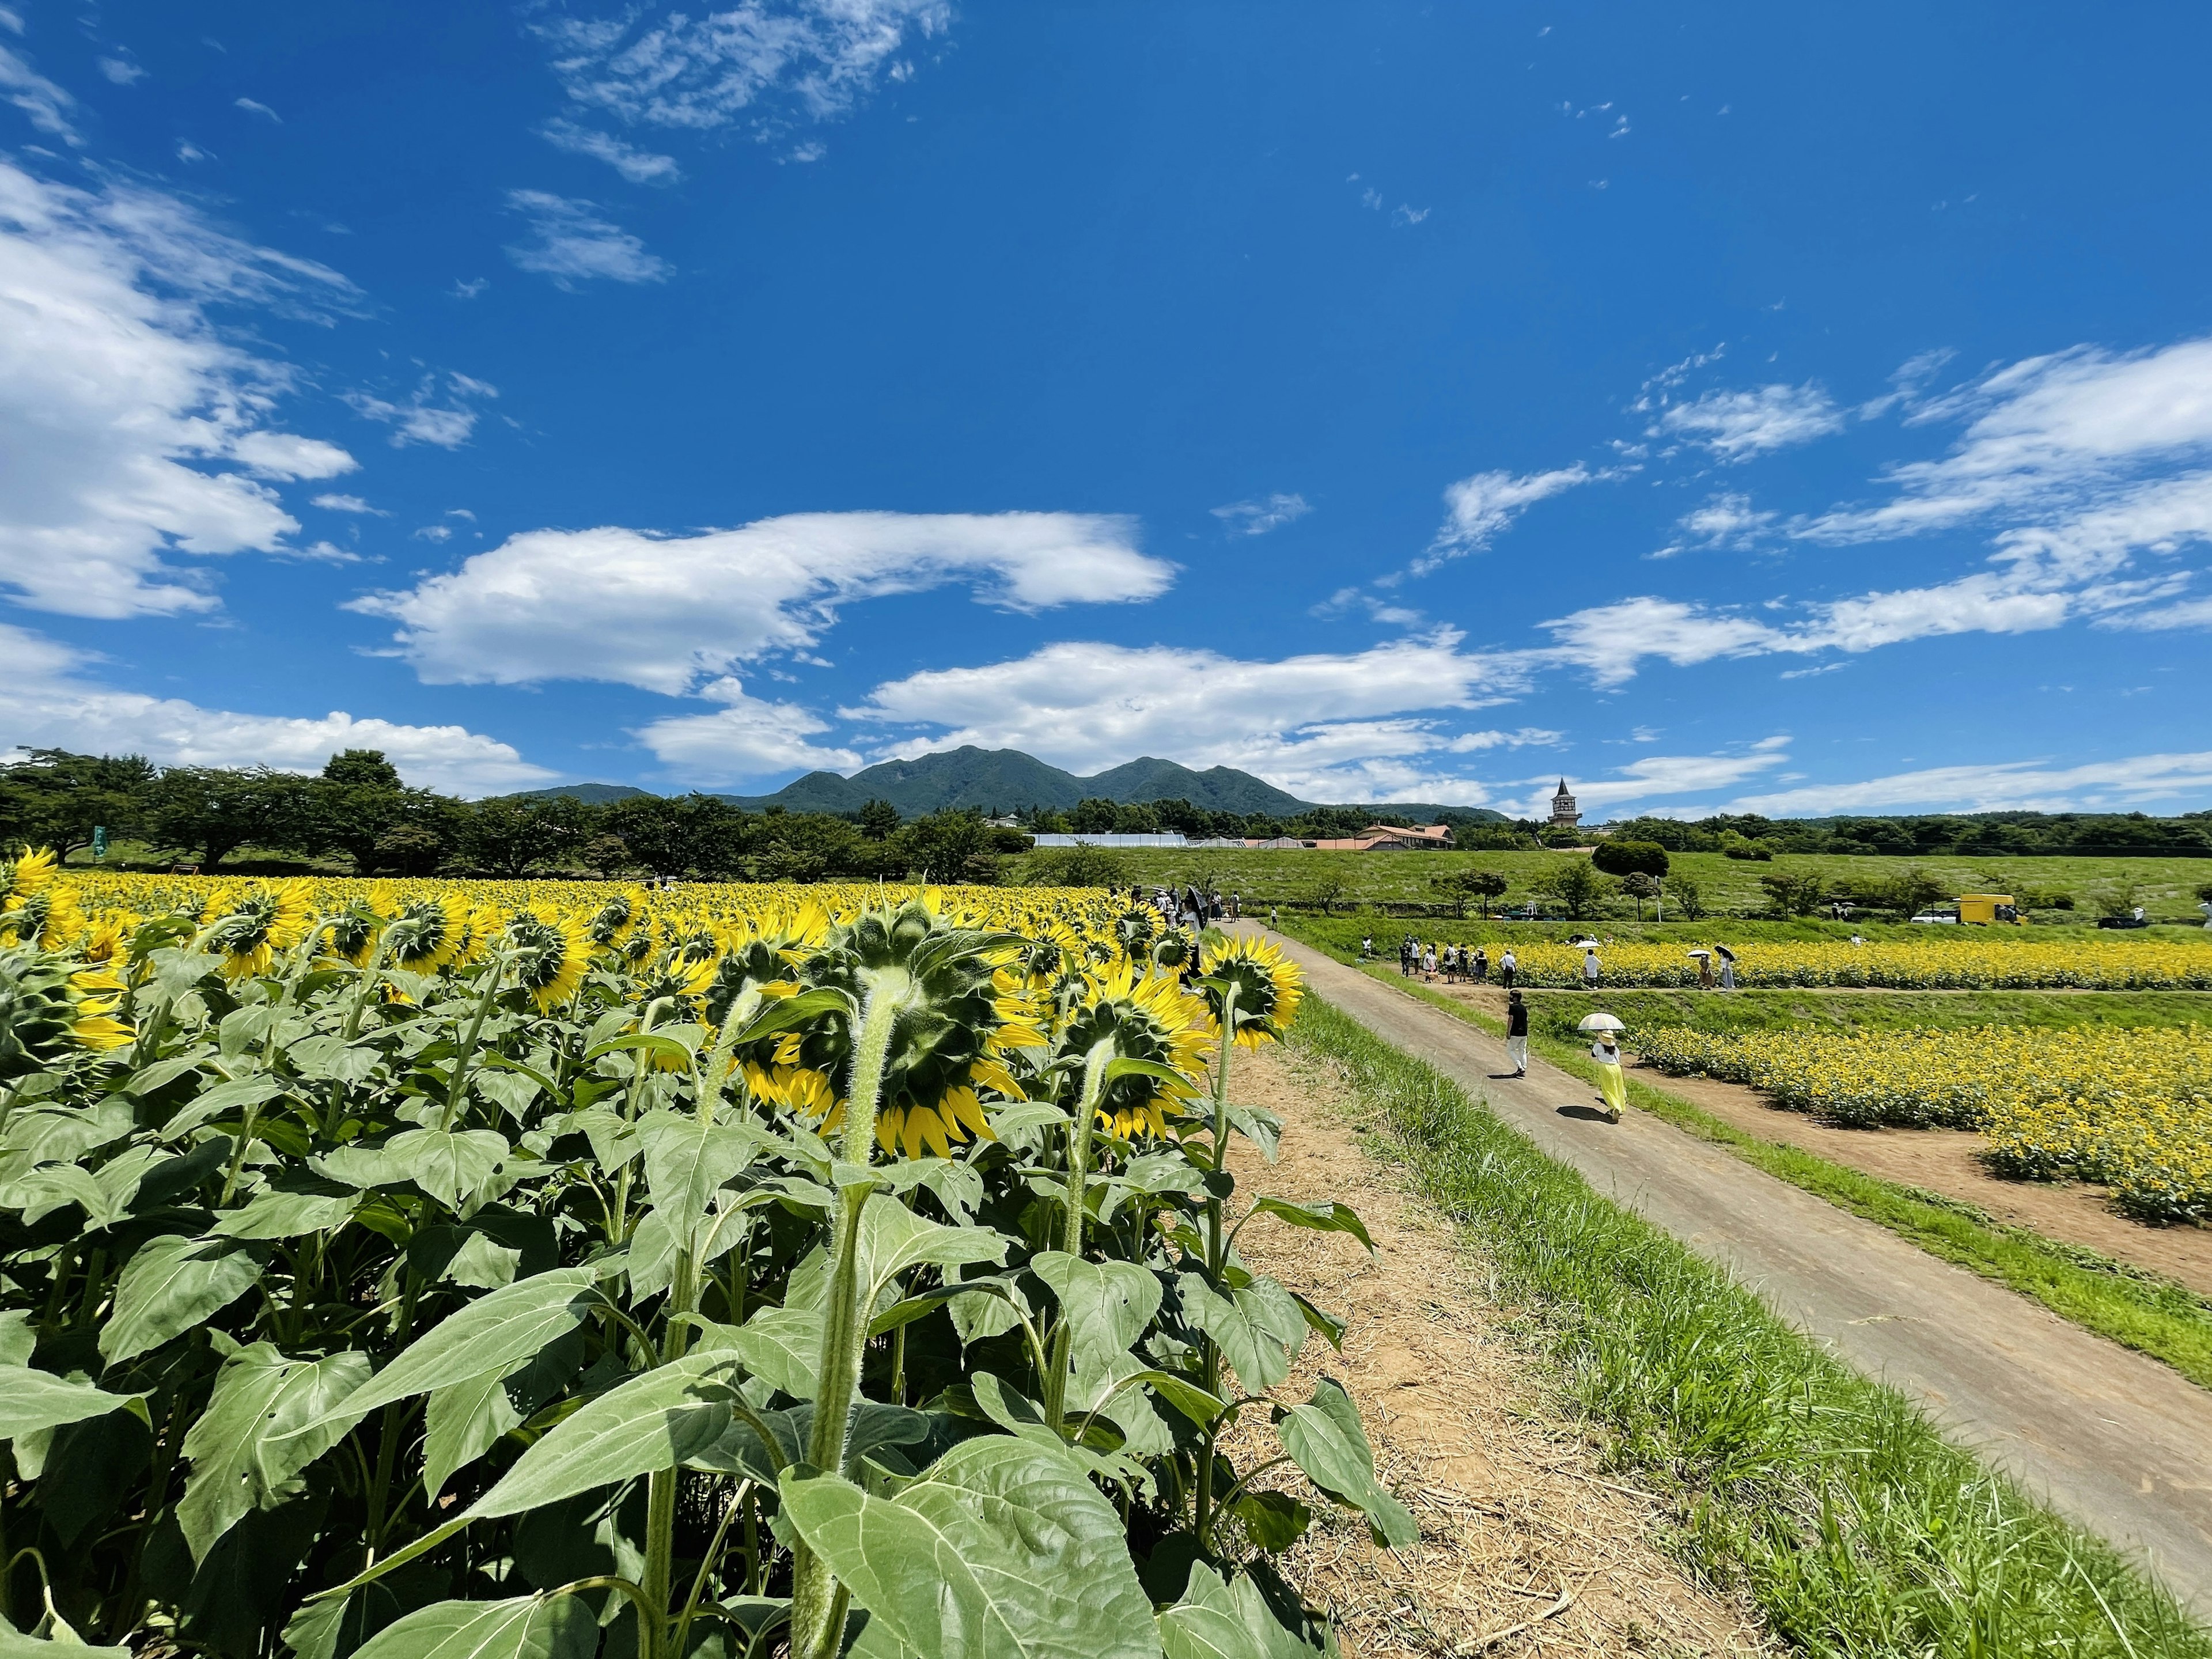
[5,2,2212,819]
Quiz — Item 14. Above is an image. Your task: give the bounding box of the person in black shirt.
[1505,990,1529,1077]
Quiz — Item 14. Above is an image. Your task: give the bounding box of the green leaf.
[1171,1563,1331,1659]
[178,1342,371,1563]
[1112,1370,1226,1430]
[209,1189,358,1241]
[1274,1378,1416,1549]
[1287,1293,1346,1353]
[0,1367,144,1441]
[467,1351,740,1520]
[100,1235,266,1365]
[1030,1253,1161,1395]
[857,1194,1009,1305]
[161,1075,286,1139]
[349,1594,597,1659]
[380,1128,516,1212]
[1102,1057,1187,1087]
[443,1233,522,1291]
[1175,1271,1305,1391]
[332,1267,602,1421]
[0,1626,133,1659]
[636,1109,755,1221]
[421,1368,523,1508]
[1225,1490,1311,1553]
[1244,1198,1372,1253]
[0,1165,111,1228]
[778,1435,1157,1659]
[1224,1106,1283,1164]
[581,1032,696,1066]
[706,1304,821,1400]
[1157,1602,1270,1659]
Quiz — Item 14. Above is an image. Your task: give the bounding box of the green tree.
[306,750,455,874]
[459,796,590,877]
[320,748,403,789]
[1759,872,1830,917]
[1067,797,1122,834]
[1669,873,1708,919]
[1592,839,1670,880]
[856,798,900,840]
[372,822,446,876]
[1433,868,1509,918]
[892,808,999,884]
[143,766,312,871]
[1022,846,1128,888]
[578,832,633,878]
[1884,869,1949,919]
[604,794,746,878]
[0,748,154,858]
[1531,856,1608,920]
[1618,870,1661,919]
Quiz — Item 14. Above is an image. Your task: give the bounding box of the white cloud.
[312,493,384,514]
[0,623,552,796]
[1391,204,1429,226]
[412,524,452,543]
[505,190,668,286]
[1544,596,1799,685]
[841,632,1540,802]
[634,677,863,783]
[352,511,1176,694]
[0,38,77,141]
[0,158,362,618]
[1679,491,1774,547]
[1405,463,1591,578]
[539,118,682,184]
[1720,750,2212,817]
[1211,493,1310,536]
[1517,737,1792,819]
[96,56,145,85]
[233,96,279,122]
[345,371,497,448]
[175,139,210,163]
[1654,382,1843,459]
[533,0,949,131]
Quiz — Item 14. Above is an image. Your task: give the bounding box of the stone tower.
[1550,778,1580,829]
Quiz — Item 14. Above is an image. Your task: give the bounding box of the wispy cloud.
[1403,463,1593,579]
[1650,381,1844,459]
[96,56,145,85]
[504,190,668,287]
[1722,750,2212,816]
[233,96,280,122]
[539,118,682,184]
[312,494,384,515]
[0,36,78,141]
[1211,493,1311,536]
[531,0,950,134]
[345,372,498,449]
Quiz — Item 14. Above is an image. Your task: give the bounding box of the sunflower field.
[1425,937,2212,990]
[1634,1023,2212,1224]
[0,853,1405,1659]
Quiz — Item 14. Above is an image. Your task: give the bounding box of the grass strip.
[1316,938,2212,1392]
[1286,991,2212,1658]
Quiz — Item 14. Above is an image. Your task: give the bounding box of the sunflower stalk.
[1193,980,1240,1548]
[1044,1037,1117,1433]
[439,953,508,1132]
[788,968,907,1659]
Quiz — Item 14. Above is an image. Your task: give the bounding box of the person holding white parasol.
[1580,1012,1628,1122]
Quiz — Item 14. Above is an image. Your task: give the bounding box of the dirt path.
[1620,1066,2212,1297]
[1222,1044,1767,1658]
[1260,929,2212,1615]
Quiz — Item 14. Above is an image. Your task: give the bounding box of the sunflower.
[6,882,84,952]
[508,911,592,1012]
[0,947,131,1077]
[1199,934,1304,1048]
[1055,960,1210,1138]
[386,893,467,973]
[771,899,1028,1161]
[203,882,314,979]
[588,888,646,947]
[1,847,58,906]
[79,914,133,965]
[324,898,384,968]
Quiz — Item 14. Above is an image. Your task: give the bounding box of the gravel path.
[1260,928,2212,1613]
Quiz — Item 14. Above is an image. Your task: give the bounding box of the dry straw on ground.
[1222,1043,1770,1658]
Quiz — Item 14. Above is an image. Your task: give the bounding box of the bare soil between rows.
[1219,1043,1768,1658]
[1408,978,2212,1299]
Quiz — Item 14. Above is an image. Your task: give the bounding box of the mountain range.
[509,746,1508,821]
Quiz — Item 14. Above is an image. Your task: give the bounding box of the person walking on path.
[1505,990,1530,1077]
[1422,944,1437,980]
[1697,953,1716,990]
[1591,1029,1627,1123]
[1268,906,1279,931]
[1472,945,1488,984]
[1581,946,1601,990]
[1717,948,1737,992]
[1399,937,1414,977]
[1498,947,1517,990]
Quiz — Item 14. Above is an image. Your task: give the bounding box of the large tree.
[0,748,155,858]
[306,751,458,874]
[143,767,313,871]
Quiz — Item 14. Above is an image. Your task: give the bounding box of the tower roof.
[1554,778,1571,797]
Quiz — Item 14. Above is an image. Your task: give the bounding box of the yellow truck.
[1957,893,2021,925]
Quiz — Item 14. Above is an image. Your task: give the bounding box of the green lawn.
[1065,844,2212,922]
[1509,986,2212,1042]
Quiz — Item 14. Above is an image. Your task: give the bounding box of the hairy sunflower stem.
[1044,1038,1117,1433]
[1193,983,1240,1550]
[438,955,507,1132]
[340,925,399,1043]
[789,972,906,1659]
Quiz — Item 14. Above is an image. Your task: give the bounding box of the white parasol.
[1686,949,1712,959]
[1578,1013,1626,1033]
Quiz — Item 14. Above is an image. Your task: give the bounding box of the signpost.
[92,826,107,861]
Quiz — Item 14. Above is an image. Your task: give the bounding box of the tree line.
[1604,809,2212,859]
[0,749,1029,882]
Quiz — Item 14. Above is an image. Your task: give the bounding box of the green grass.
[1512,986,2212,1041]
[1286,993,2212,1657]
[1076,844,2212,923]
[1310,944,2212,1392]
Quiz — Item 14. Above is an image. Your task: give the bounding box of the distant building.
[1308,823,1456,852]
[1550,780,1580,830]
[1029,832,1190,849]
